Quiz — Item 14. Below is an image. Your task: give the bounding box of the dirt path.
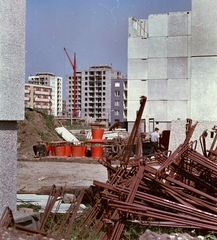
[17,160,108,194]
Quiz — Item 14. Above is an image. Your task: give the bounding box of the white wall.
[128,0,217,133]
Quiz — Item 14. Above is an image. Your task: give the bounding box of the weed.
[205,233,217,240]
[35,109,56,130]
[37,130,48,141]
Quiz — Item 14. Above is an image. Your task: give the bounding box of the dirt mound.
[17,109,63,159]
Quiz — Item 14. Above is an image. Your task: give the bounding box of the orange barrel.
[72,145,83,157]
[91,146,103,158]
[50,142,56,156]
[54,145,66,157]
[91,128,104,140]
[65,144,72,157]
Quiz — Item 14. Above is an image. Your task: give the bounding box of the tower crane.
[64,47,77,118]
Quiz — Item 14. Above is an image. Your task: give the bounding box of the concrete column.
[0,1,26,214]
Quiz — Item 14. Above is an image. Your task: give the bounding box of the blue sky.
[26,0,191,98]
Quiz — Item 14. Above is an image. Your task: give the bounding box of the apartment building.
[127,0,217,132]
[24,84,52,114]
[110,78,127,126]
[66,65,126,125]
[28,72,63,116]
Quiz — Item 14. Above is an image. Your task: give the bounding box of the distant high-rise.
[28,72,63,116]
[66,65,127,126]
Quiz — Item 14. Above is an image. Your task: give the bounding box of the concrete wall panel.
[191,57,217,120]
[128,59,147,79]
[168,12,189,36]
[0,1,25,120]
[167,101,188,120]
[128,80,147,101]
[167,36,188,57]
[192,1,217,56]
[148,79,167,100]
[147,101,167,121]
[169,120,217,155]
[147,58,167,79]
[148,14,168,37]
[148,37,167,58]
[127,98,148,121]
[128,38,148,59]
[167,79,190,100]
[167,57,188,79]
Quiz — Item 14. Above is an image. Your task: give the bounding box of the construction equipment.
[64,47,77,118]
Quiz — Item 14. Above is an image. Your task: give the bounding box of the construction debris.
[2,96,217,239]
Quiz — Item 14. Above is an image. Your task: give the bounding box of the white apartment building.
[28,72,63,116]
[66,65,124,123]
[24,84,52,114]
[127,0,217,132]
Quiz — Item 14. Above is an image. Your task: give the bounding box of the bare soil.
[17,159,108,194]
[17,109,108,194]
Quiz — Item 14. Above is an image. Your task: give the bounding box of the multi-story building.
[24,84,52,114]
[66,65,126,125]
[28,72,63,116]
[127,0,217,132]
[110,78,127,126]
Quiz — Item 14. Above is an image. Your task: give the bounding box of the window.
[114,91,120,97]
[115,100,120,106]
[114,110,119,116]
[115,81,120,87]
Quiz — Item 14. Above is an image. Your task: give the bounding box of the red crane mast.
[64,47,77,118]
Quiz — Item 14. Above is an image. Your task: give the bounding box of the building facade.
[28,72,63,116]
[127,0,217,133]
[24,84,52,114]
[66,65,126,125]
[110,78,127,126]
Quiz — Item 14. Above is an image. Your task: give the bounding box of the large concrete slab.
[191,0,217,56]
[0,0,25,216]
[167,36,188,57]
[128,80,148,100]
[148,14,168,37]
[0,1,25,120]
[191,57,217,120]
[169,120,217,155]
[167,79,190,100]
[167,57,188,79]
[167,101,189,120]
[148,37,167,58]
[128,59,148,79]
[168,12,189,36]
[147,101,167,121]
[148,79,167,100]
[128,37,148,59]
[0,122,17,213]
[147,58,167,79]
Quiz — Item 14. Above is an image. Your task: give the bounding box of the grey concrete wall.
[191,0,217,121]
[191,0,217,56]
[169,120,217,155]
[0,1,25,120]
[0,122,18,213]
[128,0,217,133]
[0,0,26,215]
